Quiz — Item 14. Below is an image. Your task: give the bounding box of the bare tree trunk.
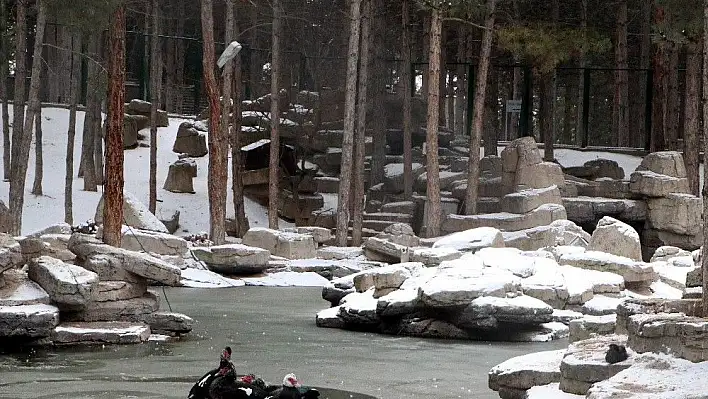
[447,70,454,129]
[268,0,282,230]
[31,109,43,195]
[369,0,386,187]
[639,0,652,147]
[149,0,161,214]
[201,0,227,244]
[666,42,680,150]
[80,34,99,191]
[352,0,371,247]
[484,69,499,156]
[335,0,362,246]
[103,5,126,247]
[221,0,236,233]
[424,7,443,237]
[0,0,9,182]
[613,0,629,147]
[465,0,496,216]
[402,0,413,201]
[562,82,574,144]
[576,0,587,146]
[702,0,708,317]
[454,25,466,136]
[10,0,27,181]
[685,42,701,197]
[541,71,556,161]
[9,0,46,235]
[65,34,81,226]
[231,19,249,237]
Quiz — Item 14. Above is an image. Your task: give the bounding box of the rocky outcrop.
[191,244,271,275]
[95,191,169,233]
[242,228,316,260]
[172,121,208,157]
[588,217,642,261]
[27,256,99,310]
[163,159,197,193]
[488,349,565,399]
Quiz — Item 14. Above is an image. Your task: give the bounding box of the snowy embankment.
[0,105,292,236]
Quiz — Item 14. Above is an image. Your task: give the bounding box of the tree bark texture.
[10,0,27,178]
[103,5,126,247]
[702,0,708,317]
[268,0,282,230]
[9,0,45,235]
[685,43,701,197]
[80,33,100,191]
[484,70,499,157]
[575,0,587,146]
[402,0,413,201]
[31,109,43,195]
[352,0,371,247]
[0,0,10,182]
[335,0,362,246]
[665,43,680,150]
[369,0,386,187]
[541,71,556,161]
[424,7,443,237]
[201,0,227,244]
[465,0,496,216]
[651,11,666,154]
[231,20,250,238]
[65,34,82,226]
[613,0,629,147]
[149,0,161,214]
[638,0,652,147]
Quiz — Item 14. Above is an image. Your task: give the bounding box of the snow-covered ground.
[1,105,293,236]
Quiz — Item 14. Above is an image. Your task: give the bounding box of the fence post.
[466,63,475,137]
[519,66,532,137]
[644,69,653,151]
[581,68,591,148]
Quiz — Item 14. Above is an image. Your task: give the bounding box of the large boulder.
[27,256,99,310]
[629,171,689,197]
[0,303,60,337]
[172,121,208,157]
[119,227,189,256]
[65,291,160,322]
[19,234,75,263]
[383,163,425,193]
[95,191,169,233]
[488,349,564,398]
[82,254,144,284]
[637,151,687,178]
[588,216,642,261]
[142,311,193,335]
[191,244,271,274]
[163,159,197,194]
[559,251,656,284]
[647,193,702,236]
[92,281,147,302]
[68,234,181,286]
[432,227,504,252]
[242,228,316,260]
[0,234,25,273]
[51,321,152,345]
[0,269,50,306]
[455,295,554,330]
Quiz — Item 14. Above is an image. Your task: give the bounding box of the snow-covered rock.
[279,258,382,279]
[586,353,708,399]
[191,243,271,275]
[376,288,419,317]
[0,269,50,306]
[559,334,634,395]
[456,295,553,330]
[95,191,169,233]
[68,234,181,286]
[337,289,379,325]
[19,234,75,262]
[488,349,564,398]
[568,314,616,343]
[179,268,244,288]
[419,264,519,308]
[432,227,504,252]
[92,281,147,302]
[316,246,364,260]
[315,306,345,329]
[580,295,623,316]
[27,256,98,309]
[120,227,189,256]
[0,303,59,337]
[281,226,332,245]
[588,217,642,261]
[142,311,193,335]
[66,292,160,322]
[51,321,151,345]
[243,272,329,287]
[559,250,656,284]
[242,227,316,260]
[626,312,708,362]
[410,247,461,266]
[0,234,24,274]
[650,246,691,263]
[352,264,418,297]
